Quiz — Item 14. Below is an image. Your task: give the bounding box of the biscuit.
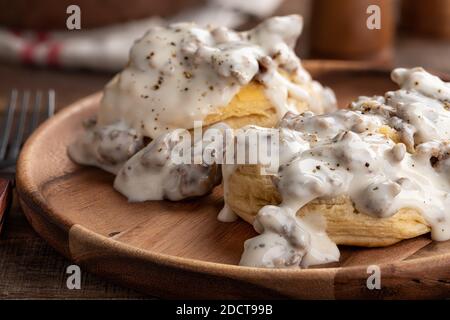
[227,165,431,247]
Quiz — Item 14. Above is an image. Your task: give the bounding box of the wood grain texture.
[15,62,450,299]
[0,179,12,234]
[0,196,146,299]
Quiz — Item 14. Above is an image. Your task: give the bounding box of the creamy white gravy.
[235,67,450,268]
[96,14,335,139]
[68,118,144,174]
[69,15,336,200]
[114,123,227,201]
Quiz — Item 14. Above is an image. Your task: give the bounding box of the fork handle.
[0,178,12,234]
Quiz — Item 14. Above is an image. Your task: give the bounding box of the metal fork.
[0,89,55,170]
[0,89,55,234]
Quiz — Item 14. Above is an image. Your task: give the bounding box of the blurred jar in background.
[310,0,395,64]
[401,0,450,39]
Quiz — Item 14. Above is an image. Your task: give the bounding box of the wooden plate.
[16,62,450,299]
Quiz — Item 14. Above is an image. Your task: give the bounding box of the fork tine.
[29,90,42,134]
[8,91,30,160]
[0,90,18,160]
[47,89,55,118]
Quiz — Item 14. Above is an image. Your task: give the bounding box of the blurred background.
[1,0,449,70]
[1,0,449,133]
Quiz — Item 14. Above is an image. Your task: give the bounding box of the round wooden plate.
[16,62,450,299]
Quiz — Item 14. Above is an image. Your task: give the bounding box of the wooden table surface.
[0,35,449,299]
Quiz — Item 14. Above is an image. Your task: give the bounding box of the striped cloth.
[0,0,282,72]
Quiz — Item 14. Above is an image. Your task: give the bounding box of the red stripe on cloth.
[47,42,62,67]
[36,31,49,42]
[20,42,38,64]
[9,28,21,37]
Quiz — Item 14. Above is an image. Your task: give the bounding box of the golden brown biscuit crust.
[227,165,431,247]
[203,82,309,129]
